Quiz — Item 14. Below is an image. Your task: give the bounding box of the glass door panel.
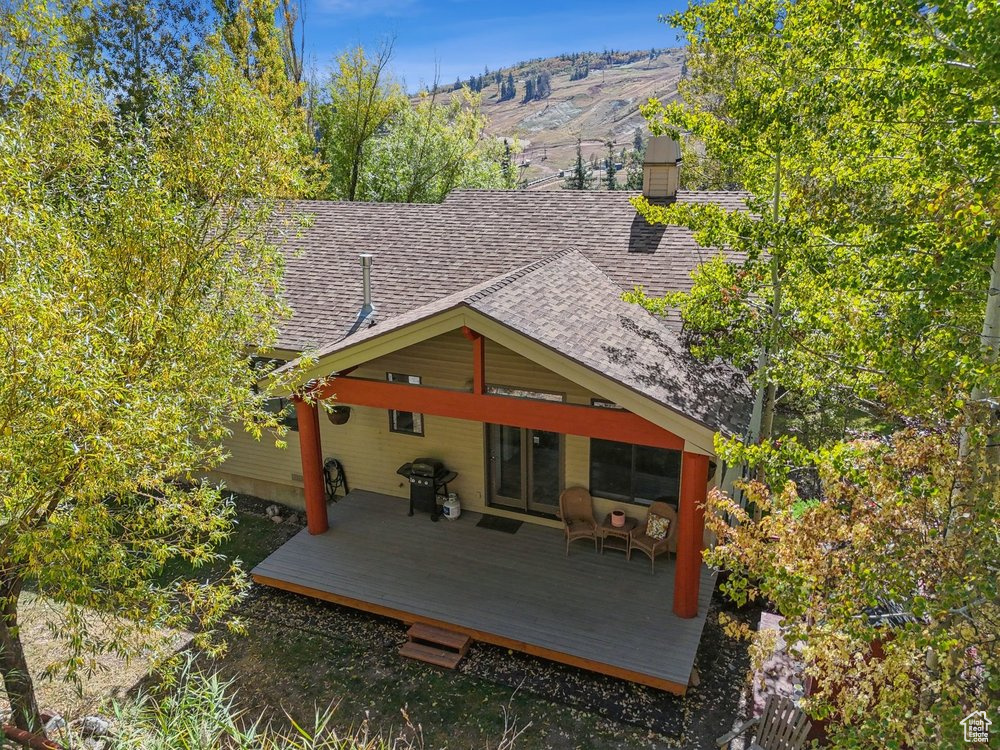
[490,424,524,508]
[528,430,561,514]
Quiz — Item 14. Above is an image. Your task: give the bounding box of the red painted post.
[472,333,485,395]
[673,451,710,618]
[294,396,328,534]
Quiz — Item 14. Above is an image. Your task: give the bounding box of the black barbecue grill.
[396,458,458,521]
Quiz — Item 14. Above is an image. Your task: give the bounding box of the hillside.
[437,49,685,186]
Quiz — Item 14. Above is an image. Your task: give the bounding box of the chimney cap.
[644,135,681,166]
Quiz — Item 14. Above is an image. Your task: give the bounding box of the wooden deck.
[251,490,716,694]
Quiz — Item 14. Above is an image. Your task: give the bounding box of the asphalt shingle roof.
[268,189,751,435]
[268,189,746,352]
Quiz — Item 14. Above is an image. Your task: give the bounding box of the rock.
[285,513,300,525]
[74,715,112,737]
[43,713,66,734]
[265,504,280,517]
[270,515,284,524]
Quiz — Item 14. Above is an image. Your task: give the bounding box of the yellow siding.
[213,423,303,488]
[318,405,486,511]
[212,329,674,526]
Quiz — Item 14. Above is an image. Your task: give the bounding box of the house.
[215,137,751,694]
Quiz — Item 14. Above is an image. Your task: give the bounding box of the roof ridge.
[462,249,578,303]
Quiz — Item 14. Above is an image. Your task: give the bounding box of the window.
[387,373,424,435]
[251,356,297,431]
[591,398,623,409]
[589,439,681,506]
[487,385,565,402]
[263,396,298,431]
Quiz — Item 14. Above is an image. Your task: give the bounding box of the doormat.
[476,515,522,534]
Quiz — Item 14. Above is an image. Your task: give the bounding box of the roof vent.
[642,136,682,199]
[346,253,376,336]
[360,253,374,314]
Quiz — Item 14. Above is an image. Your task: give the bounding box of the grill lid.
[410,458,445,477]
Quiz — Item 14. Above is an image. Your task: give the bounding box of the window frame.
[588,438,681,507]
[386,372,425,436]
[251,356,299,431]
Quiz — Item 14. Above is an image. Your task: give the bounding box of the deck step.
[399,640,463,669]
[406,623,471,655]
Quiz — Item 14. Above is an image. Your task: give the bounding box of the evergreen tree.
[563,139,594,190]
[522,78,534,102]
[453,76,461,91]
[633,126,644,153]
[498,72,515,102]
[501,138,517,187]
[604,140,616,190]
[536,71,551,99]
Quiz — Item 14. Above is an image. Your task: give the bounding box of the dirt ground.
[3,592,191,722]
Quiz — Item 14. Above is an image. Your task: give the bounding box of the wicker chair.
[558,487,598,555]
[627,501,678,573]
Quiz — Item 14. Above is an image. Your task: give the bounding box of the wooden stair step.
[399,640,463,669]
[406,623,471,654]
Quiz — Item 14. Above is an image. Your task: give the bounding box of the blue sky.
[305,1,689,90]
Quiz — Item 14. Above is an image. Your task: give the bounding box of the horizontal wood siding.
[318,405,486,511]
[352,329,604,404]
[214,329,675,523]
[213,424,303,488]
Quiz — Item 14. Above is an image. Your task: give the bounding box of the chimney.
[642,135,682,199]
[360,253,374,315]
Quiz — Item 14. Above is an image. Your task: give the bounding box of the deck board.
[252,490,715,693]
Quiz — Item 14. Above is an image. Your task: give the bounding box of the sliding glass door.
[487,424,561,516]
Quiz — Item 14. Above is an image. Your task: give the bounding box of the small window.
[487,385,565,402]
[589,438,681,506]
[591,398,624,409]
[251,357,298,431]
[387,373,424,436]
[263,396,298,431]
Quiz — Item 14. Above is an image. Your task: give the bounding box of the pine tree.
[604,140,616,190]
[633,127,644,153]
[522,78,534,102]
[499,72,515,102]
[501,138,516,187]
[563,139,594,190]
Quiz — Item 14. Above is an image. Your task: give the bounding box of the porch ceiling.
[251,490,716,694]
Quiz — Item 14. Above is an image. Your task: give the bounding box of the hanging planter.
[327,405,351,425]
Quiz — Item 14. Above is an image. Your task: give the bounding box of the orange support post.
[673,451,710,618]
[471,332,485,395]
[294,396,328,534]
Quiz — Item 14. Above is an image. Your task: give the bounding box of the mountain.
[436,49,686,186]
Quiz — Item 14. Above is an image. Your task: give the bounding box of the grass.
[205,617,666,750]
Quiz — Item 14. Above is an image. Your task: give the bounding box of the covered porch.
[252,490,716,695]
